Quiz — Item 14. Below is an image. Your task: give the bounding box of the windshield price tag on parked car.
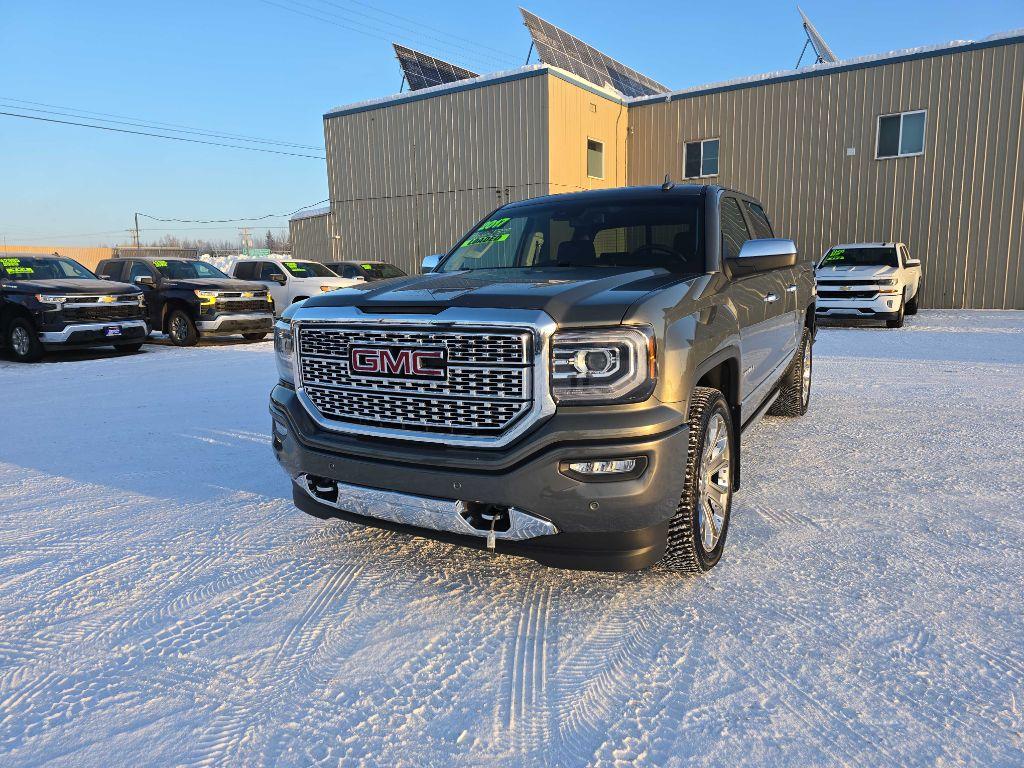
[153,260,168,267]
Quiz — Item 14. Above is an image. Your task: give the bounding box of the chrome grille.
[297,325,534,435]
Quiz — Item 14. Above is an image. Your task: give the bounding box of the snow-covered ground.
[2,311,1023,767]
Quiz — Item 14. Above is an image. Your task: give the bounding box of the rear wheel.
[768,327,812,417]
[7,317,43,362]
[662,387,734,573]
[167,309,198,346]
[242,332,268,341]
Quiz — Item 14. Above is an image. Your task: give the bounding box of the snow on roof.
[630,28,1024,105]
[289,205,331,222]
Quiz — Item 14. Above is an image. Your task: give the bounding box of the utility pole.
[133,212,141,250]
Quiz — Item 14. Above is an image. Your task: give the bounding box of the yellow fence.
[2,245,114,271]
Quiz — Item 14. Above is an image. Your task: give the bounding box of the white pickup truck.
[815,242,922,328]
[232,258,356,315]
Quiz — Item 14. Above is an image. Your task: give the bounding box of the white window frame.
[875,109,927,160]
[586,137,604,179]
[684,137,720,179]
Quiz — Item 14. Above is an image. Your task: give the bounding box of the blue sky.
[2,0,1022,247]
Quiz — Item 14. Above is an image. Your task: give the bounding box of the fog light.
[560,456,648,482]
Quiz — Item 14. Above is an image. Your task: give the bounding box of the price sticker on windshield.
[823,249,846,262]
[153,260,168,267]
[1,258,22,267]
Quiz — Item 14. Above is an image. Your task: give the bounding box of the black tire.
[768,327,813,417]
[242,332,268,341]
[905,288,919,315]
[886,292,906,328]
[167,309,199,346]
[662,387,735,573]
[7,317,44,362]
[113,343,144,354]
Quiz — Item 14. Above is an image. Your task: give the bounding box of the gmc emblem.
[349,345,447,379]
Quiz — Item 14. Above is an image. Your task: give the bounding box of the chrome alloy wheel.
[697,413,731,552]
[170,315,189,342]
[801,339,812,407]
[11,326,31,357]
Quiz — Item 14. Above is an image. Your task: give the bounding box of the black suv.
[1,253,146,362]
[96,257,274,346]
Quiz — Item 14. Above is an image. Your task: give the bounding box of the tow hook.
[458,502,512,552]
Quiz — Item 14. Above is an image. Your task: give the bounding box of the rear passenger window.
[128,261,153,282]
[720,197,750,261]
[235,262,254,279]
[99,261,123,281]
[744,201,775,239]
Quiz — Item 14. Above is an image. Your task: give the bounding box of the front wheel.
[886,292,906,328]
[769,327,812,417]
[7,317,44,362]
[662,387,734,573]
[167,309,199,346]
[905,287,920,315]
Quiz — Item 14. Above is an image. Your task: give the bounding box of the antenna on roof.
[795,6,838,68]
[662,174,675,191]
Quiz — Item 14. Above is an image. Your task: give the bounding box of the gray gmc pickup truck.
[270,184,816,573]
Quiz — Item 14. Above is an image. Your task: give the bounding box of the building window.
[684,138,719,178]
[587,139,604,179]
[876,110,926,158]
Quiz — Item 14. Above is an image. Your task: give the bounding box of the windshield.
[152,259,229,279]
[438,198,705,274]
[282,261,336,278]
[359,263,406,279]
[819,247,899,269]
[0,256,97,280]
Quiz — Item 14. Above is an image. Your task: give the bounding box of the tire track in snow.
[500,582,555,755]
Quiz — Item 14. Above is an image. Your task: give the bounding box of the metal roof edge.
[323,64,625,120]
[289,205,331,222]
[629,28,1024,107]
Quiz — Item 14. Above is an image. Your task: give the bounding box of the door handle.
[786,284,798,293]
[763,293,779,303]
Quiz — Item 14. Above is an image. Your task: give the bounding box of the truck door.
[722,196,777,401]
[127,260,161,327]
[257,262,289,309]
[743,200,801,359]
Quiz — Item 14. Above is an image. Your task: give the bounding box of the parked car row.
[0,253,407,362]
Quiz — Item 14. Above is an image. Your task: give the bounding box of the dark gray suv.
[269,184,816,573]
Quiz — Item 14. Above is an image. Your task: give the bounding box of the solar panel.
[798,7,838,64]
[520,8,668,98]
[393,44,479,91]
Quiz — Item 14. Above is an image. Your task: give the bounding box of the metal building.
[294,27,1024,310]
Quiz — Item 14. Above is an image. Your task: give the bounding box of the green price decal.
[824,249,846,262]
[478,217,510,231]
[153,260,168,267]
[462,232,510,247]
[6,266,33,274]
[361,264,373,270]
[0,258,21,267]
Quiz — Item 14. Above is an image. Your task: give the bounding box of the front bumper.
[196,312,274,334]
[815,293,902,316]
[270,385,688,571]
[39,319,148,347]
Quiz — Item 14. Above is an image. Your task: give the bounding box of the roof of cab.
[502,184,711,210]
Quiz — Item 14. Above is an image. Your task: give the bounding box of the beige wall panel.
[628,41,1024,309]
[289,213,332,263]
[547,76,628,193]
[3,245,113,271]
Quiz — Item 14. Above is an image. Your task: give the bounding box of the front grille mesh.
[297,325,533,435]
[215,299,271,312]
[63,305,142,321]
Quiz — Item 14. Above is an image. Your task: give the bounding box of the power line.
[256,0,511,71]
[0,97,324,151]
[0,111,326,159]
[136,199,329,224]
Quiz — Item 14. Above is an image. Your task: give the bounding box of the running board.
[741,390,779,435]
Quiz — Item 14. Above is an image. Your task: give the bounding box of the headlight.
[551,326,656,403]
[274,319,295,384]
[878,279,897,286]
[319,285,335,293]
[35,294,67,304]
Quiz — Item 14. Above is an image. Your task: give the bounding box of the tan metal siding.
[289,213,332,263]
[547,76,628,193]
[323,74,549,275]
[628,41,1024,309]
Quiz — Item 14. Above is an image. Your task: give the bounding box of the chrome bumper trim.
[39,319,148,342]
[294,473,558,541]
[196,312,274,331]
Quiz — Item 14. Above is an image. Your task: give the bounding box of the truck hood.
[5,278,141,295]
[816,264,898,281]
[299,267,695,325]
[163,277,267,292]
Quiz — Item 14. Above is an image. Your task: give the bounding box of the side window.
[342,266,358,278]
[128,261,153,283]
[99,261,123,281]
[877,110,926,158]
[720,197,750,261]
[684,138,720,178]
[235,262,254,280]
[744,201,775,239]
[586,139,604,179]
[260,262,284,280]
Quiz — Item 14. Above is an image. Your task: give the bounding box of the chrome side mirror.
[728,239,798,277]
[420,254,442,273]
[135,275,155,287]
